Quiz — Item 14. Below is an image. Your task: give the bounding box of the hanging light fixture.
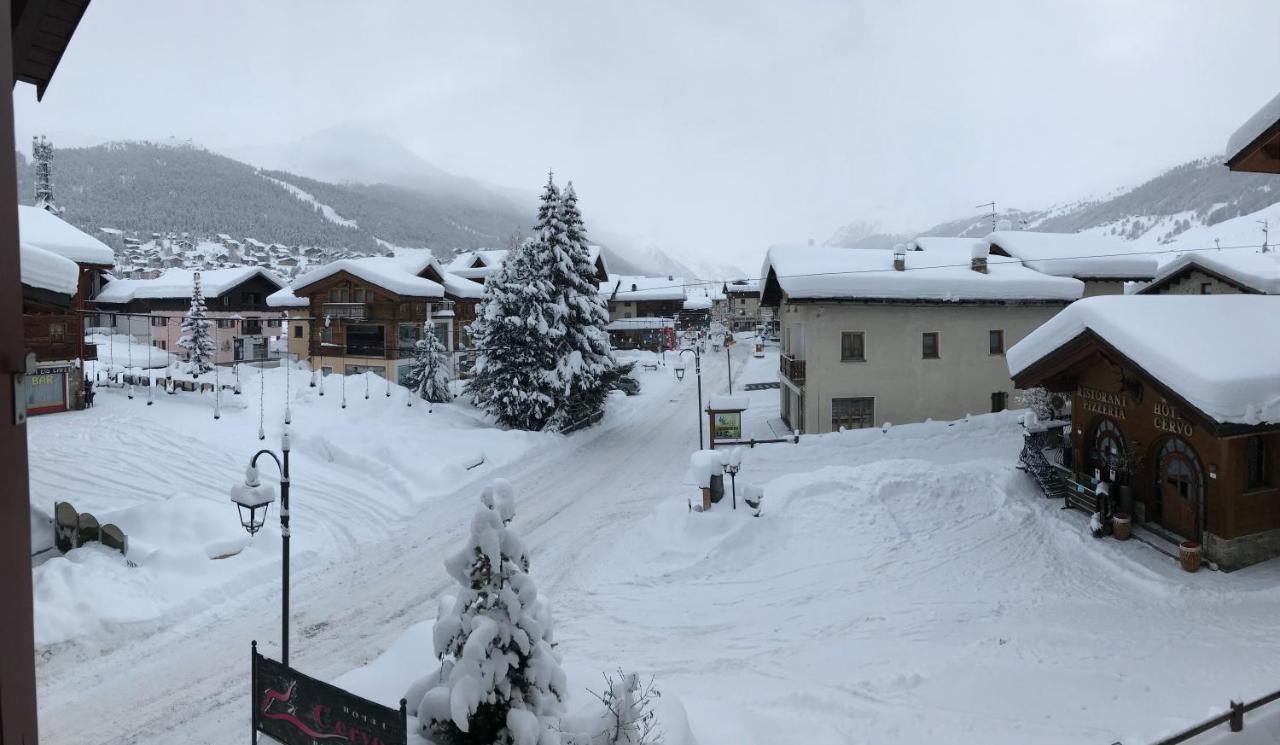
[229,464,276,536]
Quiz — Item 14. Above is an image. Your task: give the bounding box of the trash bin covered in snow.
[687,450,725,510]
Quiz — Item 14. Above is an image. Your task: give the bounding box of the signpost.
[706,395,749,449]
[252,642,407,745]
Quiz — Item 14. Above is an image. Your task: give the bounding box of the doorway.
[1155,437,1203,540]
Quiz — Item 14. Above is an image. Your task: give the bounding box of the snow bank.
[1007,295,1280,424]
[760,244,1083,301]
[19,205,115,265]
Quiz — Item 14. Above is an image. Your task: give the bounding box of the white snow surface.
[33,345,1280,745]
[986,230,1158,279]
[20,242,80,295]
[761,244,1083,301]
[95,267,286,303]
[291,257,444,298]
[1226,90,1280,163]
[265,285,309,308]
[262,174,360,228]
[605,317,674,331]
[1007,294,1280,424]
[18,205,115,265]
[600,274,687,302]
[1141,249,1280,294]
[397,252,486,299]
[706,394,749,410]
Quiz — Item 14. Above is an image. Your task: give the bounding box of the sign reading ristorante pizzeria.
[253,647,406,745]
[1077,385,1128,420]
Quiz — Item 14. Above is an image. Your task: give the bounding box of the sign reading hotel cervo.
[713,412,742,440]
[1077,385,1128,420]
[253,647,406,745]
[1153,399,1194,436]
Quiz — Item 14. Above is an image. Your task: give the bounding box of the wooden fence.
[1138,688,1280,745]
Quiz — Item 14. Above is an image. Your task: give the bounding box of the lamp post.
[723,461,740,510]
[725,339,734,394]
[677,346,704,449]
[229,429,292,665]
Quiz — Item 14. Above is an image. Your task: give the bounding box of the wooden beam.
[1,1,41,741]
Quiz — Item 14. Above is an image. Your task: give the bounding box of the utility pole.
[975,201,997,233]
[1260,219,1270,253]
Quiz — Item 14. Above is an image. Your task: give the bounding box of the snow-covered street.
[24,342,1280,745]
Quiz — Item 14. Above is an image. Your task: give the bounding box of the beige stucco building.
[761,239,1087,434]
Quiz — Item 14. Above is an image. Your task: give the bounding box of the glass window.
[1246,436,1267,489]
[991,391,1008,413]
[48,322,65,341]
[831,397,874,430]
[150,316,167,327]
[840,332,864,361]
[353,288,367,303]
[217,319,236,329]
[922,332,939,359]
[1200,283,1212,295]
[329,288,340,302]
[989,330,1004,355]
[399,323,422,351]
[432,323,450,347]
[293,324,304,338]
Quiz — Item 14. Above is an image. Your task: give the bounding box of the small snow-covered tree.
[1015,387,1057,420]
[406,480,567,745]
[178,271,215,377]
[406,322,453,403]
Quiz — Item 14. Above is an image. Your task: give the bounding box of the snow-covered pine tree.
[406,321,453,403]
[405,480,567,745]
[544,181,617,432]
[467,225,562,431]
[178,271,216,377]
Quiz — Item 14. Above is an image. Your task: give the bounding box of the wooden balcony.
[780,353,805,385]
[321,303,369,321]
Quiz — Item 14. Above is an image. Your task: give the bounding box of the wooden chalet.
[1009,295,1280,570]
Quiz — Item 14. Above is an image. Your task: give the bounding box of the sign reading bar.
[253,644,406,745]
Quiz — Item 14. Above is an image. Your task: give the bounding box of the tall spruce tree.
[406,321,454,403]
[178,271,216,377]
[405,480,567,745]
[466,238,561,430]
[545,181,617,431]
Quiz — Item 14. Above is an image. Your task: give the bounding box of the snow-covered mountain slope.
[829,157,1280,260]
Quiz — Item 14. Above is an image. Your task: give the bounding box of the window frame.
[991,391,1008,413]
[989,329,1004,356]
[1246,436,1268,490]
[840,331,865,362]
[1200,283,1212,295]
[831,396,875,431]
[922,332,940,359]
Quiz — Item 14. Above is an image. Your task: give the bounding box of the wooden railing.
[1146,688,1280,744]
[780,353,805,384]
[321,303,369,321]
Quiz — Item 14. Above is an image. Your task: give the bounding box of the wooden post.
[1230,700,1244,732]
[0,6,41,740]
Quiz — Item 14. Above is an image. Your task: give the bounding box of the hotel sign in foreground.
[252,643,407,745]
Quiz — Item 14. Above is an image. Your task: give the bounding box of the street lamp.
[677,346,704,449]
[722,460,741,510]
[229,429,292,665]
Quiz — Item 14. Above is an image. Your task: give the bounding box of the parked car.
[613,376,641,396]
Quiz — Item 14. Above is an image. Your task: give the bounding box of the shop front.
[26,363,77,416]
[1011,304,1280,571]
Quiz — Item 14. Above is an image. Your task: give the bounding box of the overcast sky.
[13,0,1280,270]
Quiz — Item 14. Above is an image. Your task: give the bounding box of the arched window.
[1088,417,1125,475]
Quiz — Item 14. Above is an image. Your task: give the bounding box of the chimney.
[892,243,906,272]
[971,243,989,274]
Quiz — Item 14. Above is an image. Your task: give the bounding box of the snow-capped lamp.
[230,463,276,536]
[893,244,906,271]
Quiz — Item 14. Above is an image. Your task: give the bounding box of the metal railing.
[780,353,805,384]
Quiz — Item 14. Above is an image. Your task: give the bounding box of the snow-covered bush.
[583,672,661,745]
[406,322,453,404]
[1015,387,1057,420]
[406,480,567,745]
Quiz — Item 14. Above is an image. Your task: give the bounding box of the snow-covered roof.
[909,236,991,260]
[985,230,1156,280]
[1226,91,1280,166]
[1007,295,1280,425]
[20,242,80,296]
[606,317,674,331]
[760,244,1083,302]
[95,266,285,303]
[682,288,713,310]
[266,286,309,308]
[446,249,510,279]
[707,395,749,411]
[723,278,760,295]
[1139,250,1280,295]
[291,257,444,298]
[400,256,485,299]
[602,275,686,302]
[19,206,115,265]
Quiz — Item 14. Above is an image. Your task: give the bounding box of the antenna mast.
[975,201,996,233]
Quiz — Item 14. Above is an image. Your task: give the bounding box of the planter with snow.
[1179,541,1201,573]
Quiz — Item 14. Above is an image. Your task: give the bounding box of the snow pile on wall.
[1007,294,1280,424]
